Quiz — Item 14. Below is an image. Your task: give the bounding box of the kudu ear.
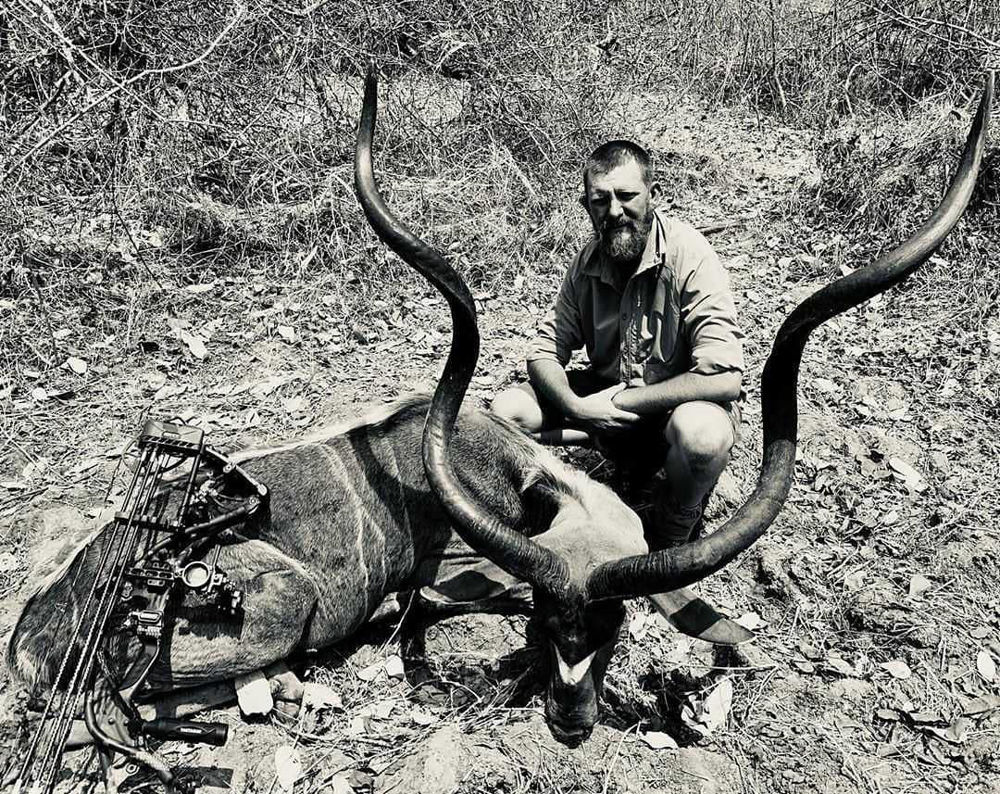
[517,477,563,537]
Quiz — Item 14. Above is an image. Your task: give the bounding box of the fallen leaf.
[700,678,733,734]
[356,661,384,682]
[734,611,767,631]
[0,552,19,572]
[180,331,208,360]
[186,281,216,294]
[826,657,856,677]
[629,612,648,640]
[53,328,72,340]
[410,709,438,726]
[236,670,274,716]
[970,627,991,640]
[385,654,405,679]
[908,574,933,597]
[880,660,912,680]
[30,387,48,402]
[329,774,353,794]
[65,356,87,374]
[792,659,815,674]
[640,730,679,750]
[887,457,926,492]
[277,325,297,344]
[875,708,899,722]
[964,695,1000,715]
[977,650,996,683]
[282,396,306,414]
[274,745,302,792]
[302,682,342,712]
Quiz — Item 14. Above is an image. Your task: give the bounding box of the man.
[493,140,744,549]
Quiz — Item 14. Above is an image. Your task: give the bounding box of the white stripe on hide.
[553,647,597,686]
[316,442,375,611]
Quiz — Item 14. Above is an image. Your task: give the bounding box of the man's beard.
[597,209,654,267]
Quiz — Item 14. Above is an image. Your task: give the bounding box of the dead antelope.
[7,67,992,762]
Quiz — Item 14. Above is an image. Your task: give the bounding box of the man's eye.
[590,196,608,205]
[617,192,639,202]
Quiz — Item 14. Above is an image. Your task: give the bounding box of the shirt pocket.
[640,268,683,383]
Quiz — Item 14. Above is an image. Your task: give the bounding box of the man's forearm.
[612,370,742,415]
[527,359,581,419]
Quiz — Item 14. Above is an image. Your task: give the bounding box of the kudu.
[7,69,993,755]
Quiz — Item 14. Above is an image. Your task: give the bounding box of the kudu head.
[355,64,993,744]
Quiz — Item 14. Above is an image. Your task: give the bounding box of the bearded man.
[493,140,745,549]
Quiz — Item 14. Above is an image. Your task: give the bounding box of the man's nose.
[608,196,623,218]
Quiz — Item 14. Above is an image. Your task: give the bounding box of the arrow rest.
[12,419,267,794]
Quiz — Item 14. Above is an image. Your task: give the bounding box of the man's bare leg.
[492,383,594,446]
[492,385,546,432]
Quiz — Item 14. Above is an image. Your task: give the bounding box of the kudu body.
[8,397,640,693]
[8,69,993,750]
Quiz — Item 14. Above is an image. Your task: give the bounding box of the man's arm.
[529,359,640,433]
[526,253,640,435]
[612,370,742,415]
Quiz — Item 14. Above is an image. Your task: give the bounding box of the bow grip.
[140,718,229,747]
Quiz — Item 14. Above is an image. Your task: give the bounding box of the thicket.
[1,0,998,374]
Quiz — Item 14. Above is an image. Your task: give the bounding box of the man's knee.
[664,402,734,469]
[491,385,544,433]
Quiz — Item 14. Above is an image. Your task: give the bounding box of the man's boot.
[645,480,712,551]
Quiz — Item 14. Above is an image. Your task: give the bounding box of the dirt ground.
[2,86,999,794]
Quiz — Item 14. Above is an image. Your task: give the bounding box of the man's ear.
[648,181,663,203]
[578,194,589,211]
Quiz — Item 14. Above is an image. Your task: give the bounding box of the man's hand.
[569,383,641,435]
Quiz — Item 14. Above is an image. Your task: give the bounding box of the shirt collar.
[581,210,667,288]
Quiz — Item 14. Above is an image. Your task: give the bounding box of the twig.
[600,721,640,794]
[1,1,248,182]
[697,220,744,236]
[24,265,57,366]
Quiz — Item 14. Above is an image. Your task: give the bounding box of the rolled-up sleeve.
[679,245,745,376]
[527,266,584,368]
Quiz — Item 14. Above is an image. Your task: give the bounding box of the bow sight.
[14,419,268,794]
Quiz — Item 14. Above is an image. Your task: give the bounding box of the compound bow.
[13,419,269,794]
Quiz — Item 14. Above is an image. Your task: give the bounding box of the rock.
[827,678,874,704]
[375,724,472,794]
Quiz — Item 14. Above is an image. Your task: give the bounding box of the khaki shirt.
[528,210,744,385]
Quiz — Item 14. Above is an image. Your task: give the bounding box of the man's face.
[584,159,657,267]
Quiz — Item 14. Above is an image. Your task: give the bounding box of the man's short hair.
[584,140,653,189]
